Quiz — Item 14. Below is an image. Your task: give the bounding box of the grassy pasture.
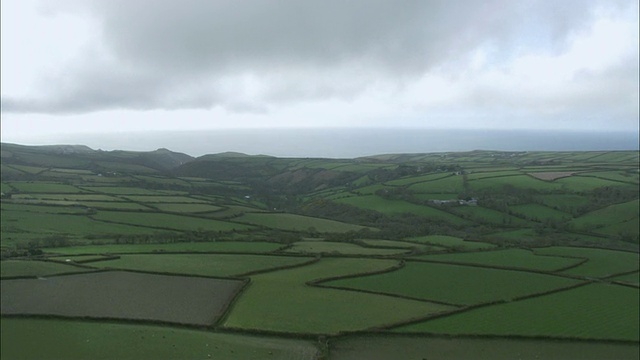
[352,184,388,195]
[284,241,409,256]
[384,172,453,186]
[414,249,582,271]
[0,164,25,176]
[90,254,310,277]
[1,271,243,326]
[12,193,119,201]
[133,175,192,187]
[1,203,89,214]
[571,200,639,230]
[405,235,495,250]
[94,161,157,173]
[580,171,639,184]
[330,335,639,360]
[556,175,636,191]
[1,210,155,238]
[408,176,464,193]
[449,206,530,226]
[1,260,92,278]
[335,195,469,225]
[6,164,47,174]
[78,186,164,195]
[326,261,580,305]
[467,175,560,191]
[596,218,640,238]
[509,203,571,221]
[533,247,639,278]
[122,195,210,203]
[358,239,437,250]
[0,318,320,360]
[151,203,223,213]
[50,168,94,174]
[395,283,639,342]
[43,241,283,255]
[77,201,153,210]
[8,182,86,193]
[236,212,368,232]
[223,258,452,334]
[611,271,639,286]
[92,211,251,232]
[539,194,589,211]
[586,151,640,163]
[466,170,524,180]
[0,182,14,193]
[412,193,458,201]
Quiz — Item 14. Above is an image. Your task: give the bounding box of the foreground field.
[1,318,319,360]
[329,335,640,360]
[1,271,243,326]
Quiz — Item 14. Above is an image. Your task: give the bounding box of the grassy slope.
[90,254,312,277]
[395,283,639,342]
[0,318,319,360]
[224,258,452,334]
[326,261,580,305]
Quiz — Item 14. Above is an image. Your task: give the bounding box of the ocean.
[33,128,640,158]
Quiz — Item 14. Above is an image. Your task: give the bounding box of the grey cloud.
[3,0,635,114]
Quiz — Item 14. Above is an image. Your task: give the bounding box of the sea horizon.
[3,128,638,158]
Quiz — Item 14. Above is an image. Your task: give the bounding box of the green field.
[224,258,452,334]
[533,247,639,278]
[43,241,283,254]
[468,175,561,191]
[285,241,409,256]
[92,211,251,232]
[1,260,93,278]
[152,203,223,213]
[329,335,639,360]
[395,283,639,341]
[90,254,312,277]
[509,203,571,221]
[414,249,582,271]
[326,261,581,305]
[8,182,86,193]
[571,200,639,233]
[0,318,319,360]
[236,212,368,232]
[405,235,495,250]
[335,195,469,224]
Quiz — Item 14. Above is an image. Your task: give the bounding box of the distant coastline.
[4,128,639,158]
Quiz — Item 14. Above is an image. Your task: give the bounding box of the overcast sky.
[1,0,638,146]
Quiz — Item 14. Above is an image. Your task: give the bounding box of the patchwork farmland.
[1,143,638,359]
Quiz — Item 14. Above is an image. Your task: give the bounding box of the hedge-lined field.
[1,271,244,326]
[235,212,369,232]
[92,211,252,232]
[395,283,639,341]
[414,249,582,271]
[1,318,320,360]
[335,195,469,224]
[284,241,409,256]
[326,261,581,305]
[533,247,639,278]
[405,235,495,250]
[1,260,92,278]
[90,254,312,277]
[330,335,639,360]
[43,241,283,255]
[223,258,452,334]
